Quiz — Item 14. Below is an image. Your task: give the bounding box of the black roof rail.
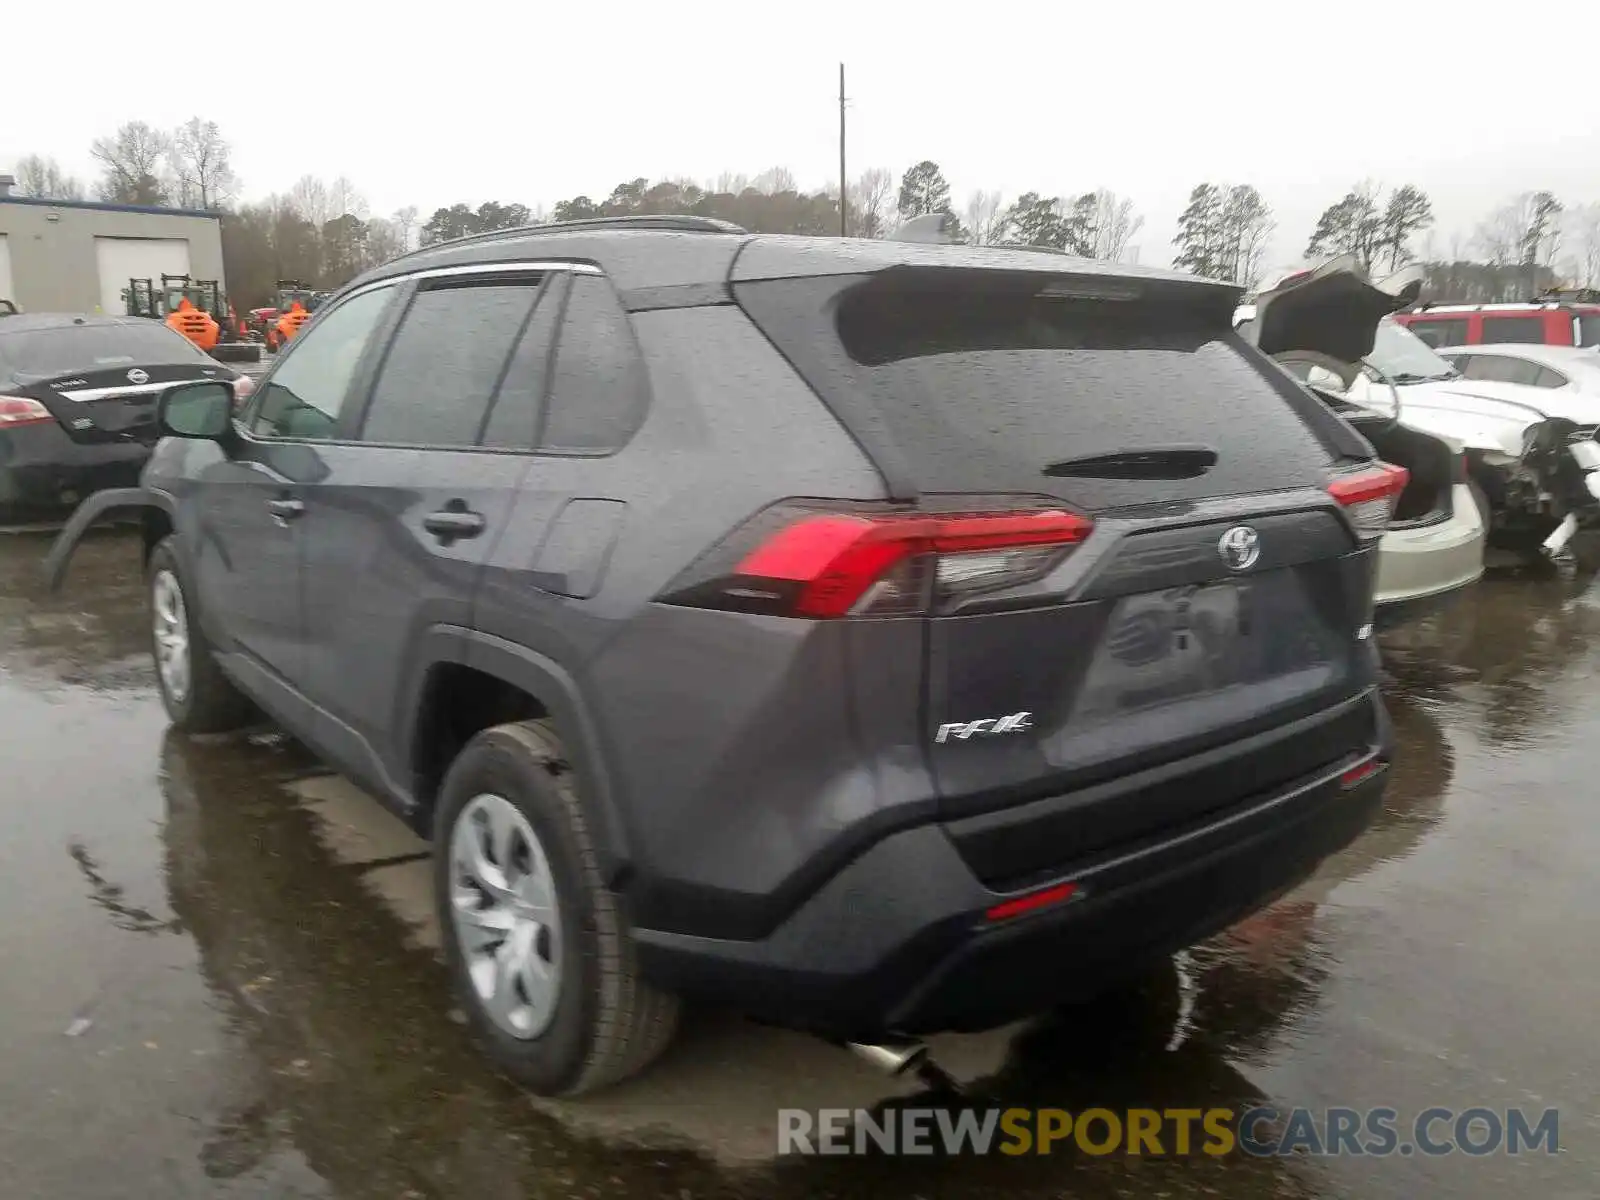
[395,214,748,262]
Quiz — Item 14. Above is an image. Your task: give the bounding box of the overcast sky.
[6,1,1598,271]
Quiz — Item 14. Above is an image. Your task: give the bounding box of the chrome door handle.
[422,509,486,539]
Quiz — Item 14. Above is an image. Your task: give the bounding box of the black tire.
[148,538,254,734]
[433,719,679,1096]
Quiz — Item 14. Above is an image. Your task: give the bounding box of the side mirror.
[159,381,234,440]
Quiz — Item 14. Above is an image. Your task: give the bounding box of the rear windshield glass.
[0,321,210,381]
[816,279,1338,509]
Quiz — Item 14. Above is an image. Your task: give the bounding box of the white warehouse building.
[0,173,226,317]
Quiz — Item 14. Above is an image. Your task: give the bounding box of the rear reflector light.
[986,881,1080,922]
[662,505,1093,619]
[1328,462,1409,537]
[0,396,55,427]
[1340,759,1385,788]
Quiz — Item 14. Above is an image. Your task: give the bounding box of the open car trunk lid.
[734,255,1382,882]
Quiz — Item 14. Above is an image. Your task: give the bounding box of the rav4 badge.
[935,712,1034,743]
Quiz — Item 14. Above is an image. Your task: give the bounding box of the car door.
[296,266,566,792]
[191,284,397,691]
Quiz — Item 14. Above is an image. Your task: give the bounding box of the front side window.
[248,285,394,440]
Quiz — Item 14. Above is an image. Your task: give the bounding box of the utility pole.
[839,63,847,238]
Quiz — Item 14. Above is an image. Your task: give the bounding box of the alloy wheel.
[151,569,191,704]
[449,793,563,1039]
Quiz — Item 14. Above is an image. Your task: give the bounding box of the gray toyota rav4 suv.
[48,216,1397,1095]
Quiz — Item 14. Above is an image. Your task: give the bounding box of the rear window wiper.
[1042,445,1218,480]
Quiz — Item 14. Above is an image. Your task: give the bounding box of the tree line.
[10,119,1600,311]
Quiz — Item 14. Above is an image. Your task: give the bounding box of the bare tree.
[287,176,332,226]
[843,167,894,238]
[1567,203,1600,288]
[713,171,750,196]
[90,121,172,205]
[959,189,1005,246]
[327,176,369,220]
[751,166,798,195]
[392,205,419,253]
[287,176,366,226]
[168,118,237,209]
[12,154,84,200]
[362,217,405,269]
[1477,191,1564,293]
[1090,189,1144,262]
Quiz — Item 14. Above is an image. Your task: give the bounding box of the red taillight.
[1340,759,1386,788]
[1328,462,1409,537]
[663,504,1094,619]
[0,396,55,427]
[986,881,1080,922]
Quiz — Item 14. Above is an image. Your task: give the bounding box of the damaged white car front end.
[1385,377,1600,560]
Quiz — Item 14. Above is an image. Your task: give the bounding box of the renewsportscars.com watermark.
[777,1106,1561,1158]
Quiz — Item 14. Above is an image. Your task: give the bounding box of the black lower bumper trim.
[632,713,1389,1040]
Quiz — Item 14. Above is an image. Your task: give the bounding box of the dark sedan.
[0,314,239,519]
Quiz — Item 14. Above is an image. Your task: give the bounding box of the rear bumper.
[0,421,149,518]
[1373,483,1484,619]
[633,691,1391,1038]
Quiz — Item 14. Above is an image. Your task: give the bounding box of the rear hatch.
[732,255,1388,878]
[0,318,231,444]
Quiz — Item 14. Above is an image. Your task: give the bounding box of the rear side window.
[758,274,1344,510]
[1460,354,1541,386]
[1534,366,1569,389]
[1579,315,1600,347]
[539,275,649,453]
[1404,317,1468,348]
[359,281,541,446]
[1481,316,1545,344]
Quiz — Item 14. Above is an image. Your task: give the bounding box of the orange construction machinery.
[124,275,262,363]
[246,281,324,352]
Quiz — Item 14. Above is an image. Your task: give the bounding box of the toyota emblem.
[127,368,150,384]
[1218,525,1261,571]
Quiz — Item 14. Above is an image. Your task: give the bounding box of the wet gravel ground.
[1,528,1596,1198]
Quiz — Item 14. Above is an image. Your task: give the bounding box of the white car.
[1235,259,1484,624]
[1436,343,1600,401]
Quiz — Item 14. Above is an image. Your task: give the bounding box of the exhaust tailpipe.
[846,1039,929,1077]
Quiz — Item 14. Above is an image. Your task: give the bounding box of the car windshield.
[1367,318,1459,383]
[0,321,210,382]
